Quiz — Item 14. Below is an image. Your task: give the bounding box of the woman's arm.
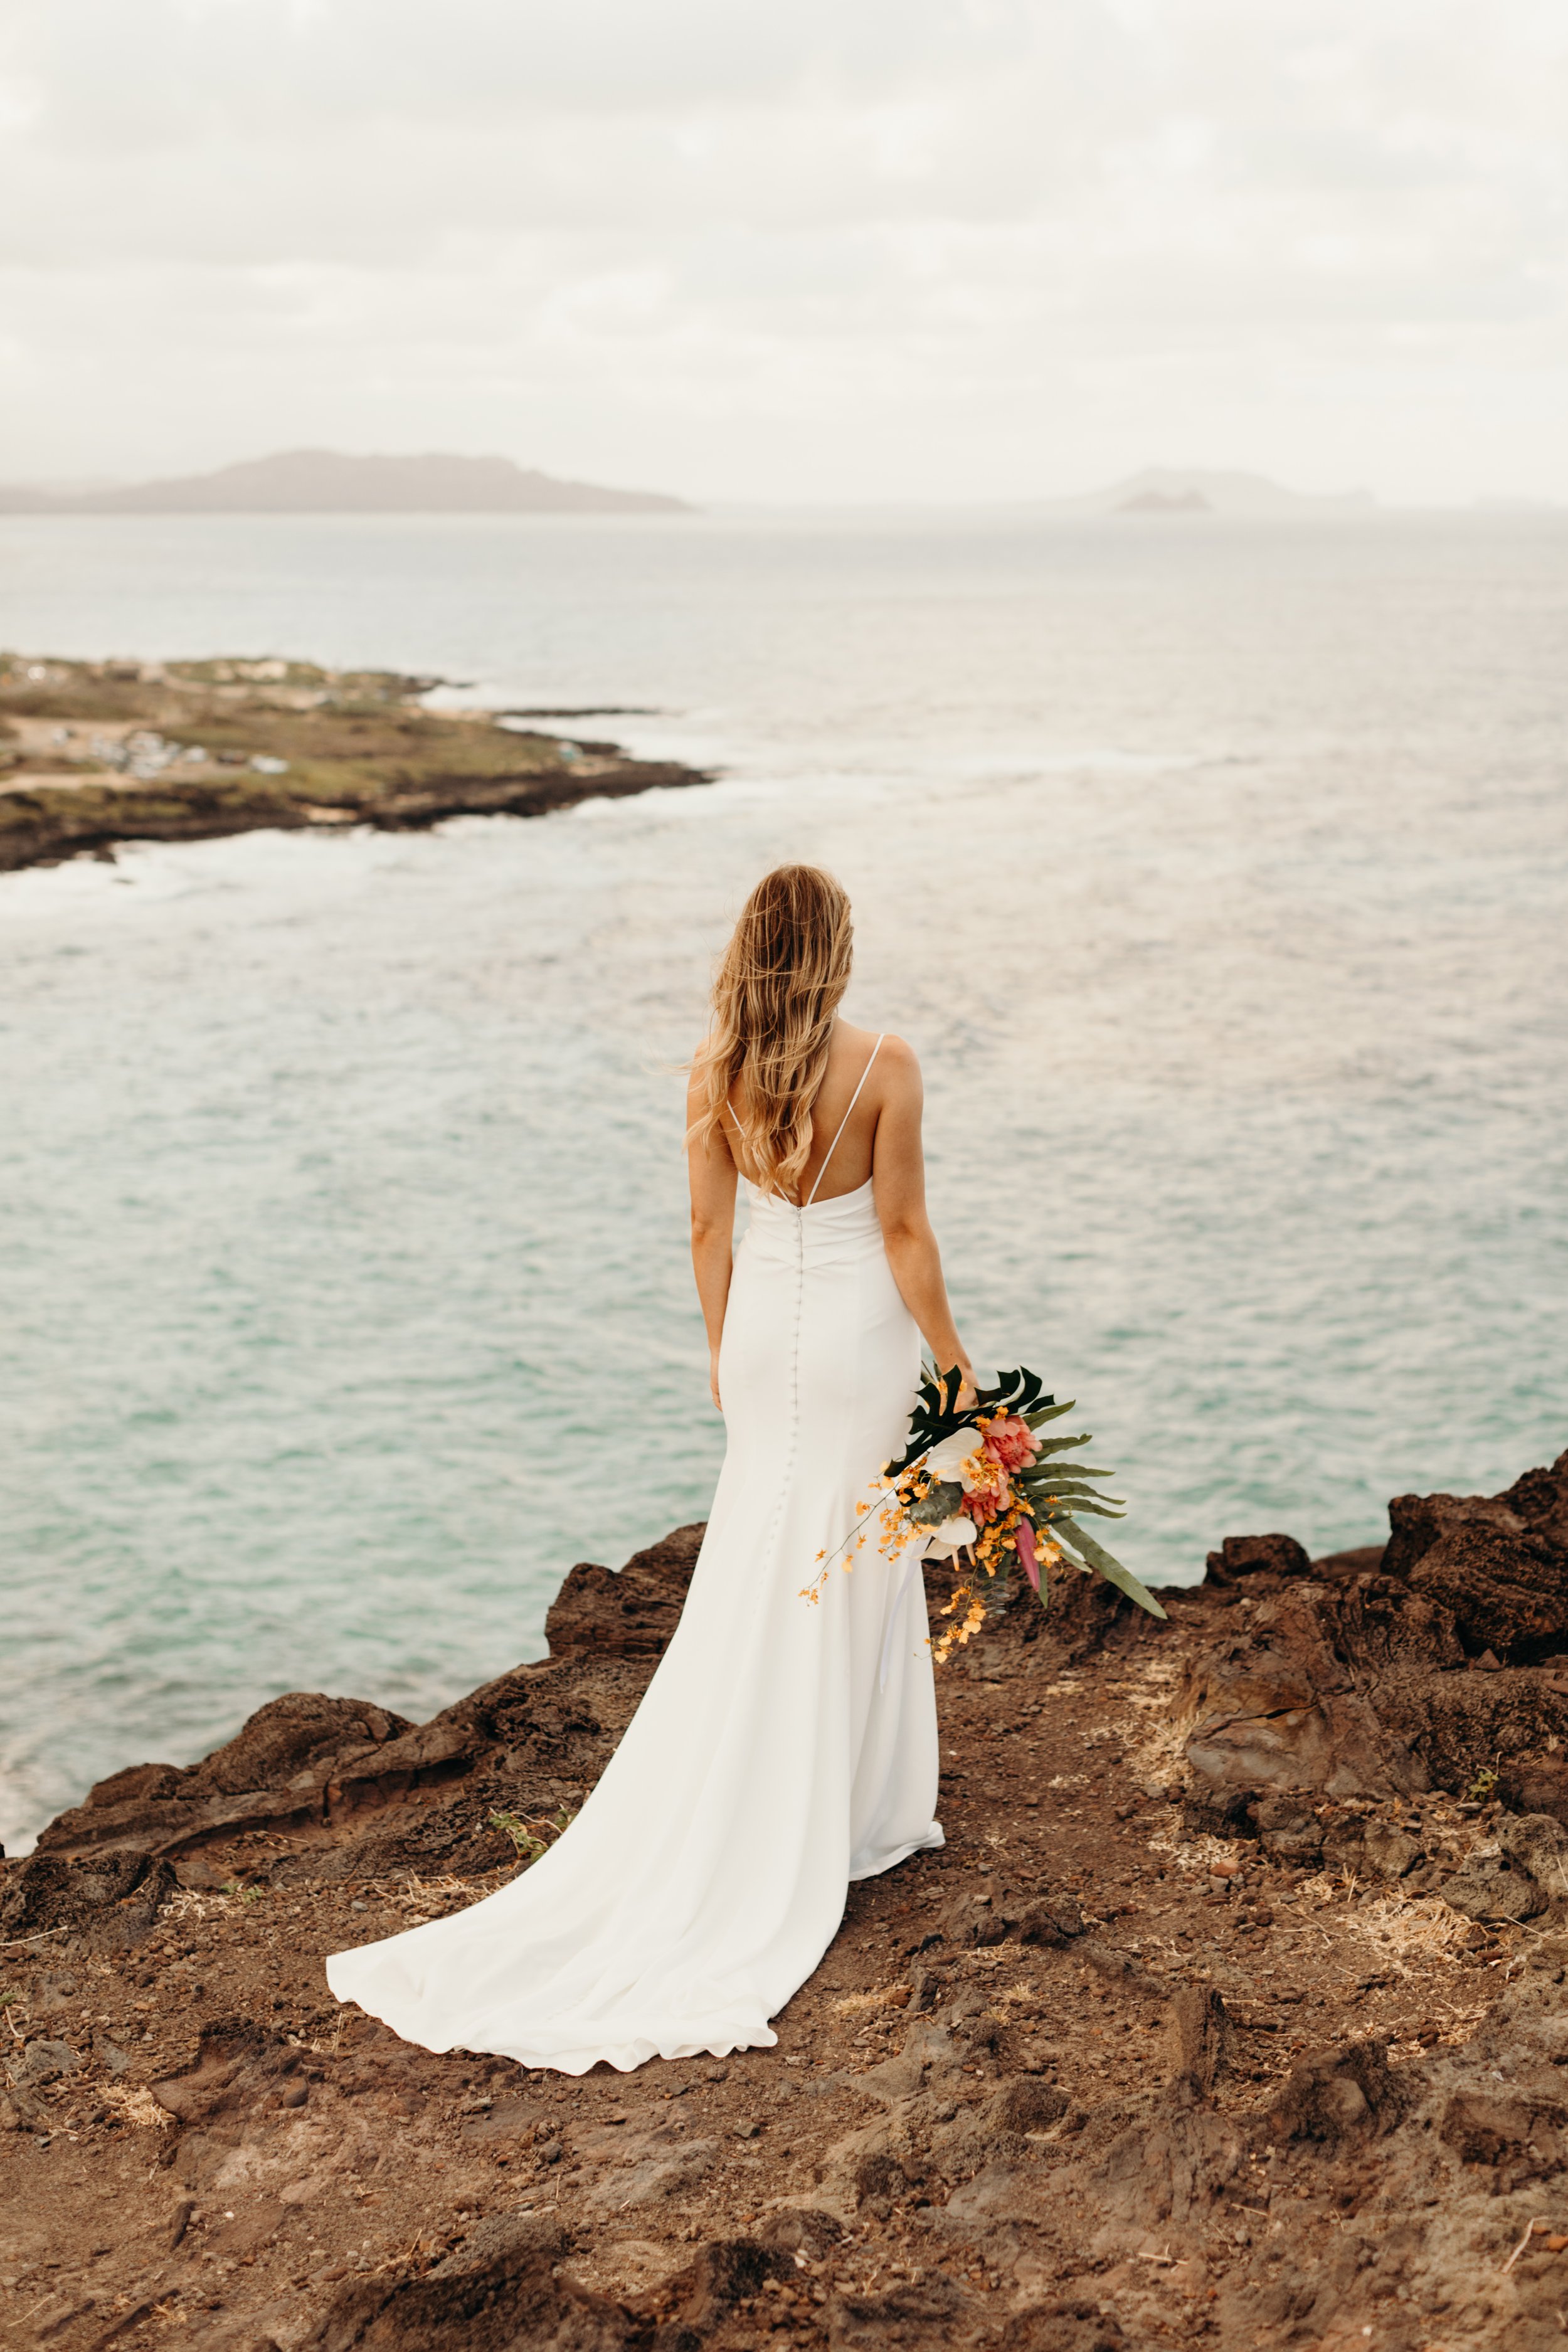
[870,1037,975,1400]
[687,1065,739,1410]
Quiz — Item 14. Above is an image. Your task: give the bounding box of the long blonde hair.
[689,864,854,1199]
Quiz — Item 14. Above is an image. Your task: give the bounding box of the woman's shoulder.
[850,1024,918,1072]
[836,1022,918,1091]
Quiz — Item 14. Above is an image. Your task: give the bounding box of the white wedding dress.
[327,1044,944,2074]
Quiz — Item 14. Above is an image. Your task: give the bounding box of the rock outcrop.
[1176,1448,1568,1827]
[0,653,711,874]
[4,1445,1567,2351]
[543,1523,706,1658]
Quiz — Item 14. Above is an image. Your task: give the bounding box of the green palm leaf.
[1054,1515,1167,1619]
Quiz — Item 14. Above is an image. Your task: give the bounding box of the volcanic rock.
[299,2213,630,2352]
[1498,1751,1568,1825]
[1175,1576,1424,1799]
[1015,1890,1088,1946]
[1498,1809,1568,1900]
[1168,1984,1232,2098]
[6,1445,1568,2352]
[1263,2037,1409,2150]
[1385,1452,1568,1658]
[1440,1852,1548,1924]
[1247,1791,1323,1862]
[1439,2088,1568,2175]
[1203,1532,1312,1586]
[0,1848,177,1947]
[543,1523,704,1658]
[1178,1450,1568,1821]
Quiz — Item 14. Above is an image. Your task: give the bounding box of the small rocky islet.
[5,1451,1568,2349]
[0,654,708,874]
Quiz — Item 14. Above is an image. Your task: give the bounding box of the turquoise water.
[2,510,1565,1852]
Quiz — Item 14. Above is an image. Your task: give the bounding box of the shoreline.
[3,1449,1567,2347]
[0,653,711,876]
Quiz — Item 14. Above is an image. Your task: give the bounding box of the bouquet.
[804,1364,1166,1664]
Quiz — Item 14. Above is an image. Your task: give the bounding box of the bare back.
[687,1012,968,1408]
[725,1019,888,1206]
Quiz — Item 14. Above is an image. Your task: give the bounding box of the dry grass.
[1333,1887,1485,1979]
[960,1946,1015,1976]
[834,1985,911,2020]
[1125,1730,1191,1794]
[985,1978,1044,2011]
[99,2082,174,2132]
[1113,1653,1190,1791]
[162,1868,504,1942]
[1143,1823,1243,1868]
[383,1873,482,1926]
[161,1888,245,1926]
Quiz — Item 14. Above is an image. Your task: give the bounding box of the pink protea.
[983,1414,1040,1475]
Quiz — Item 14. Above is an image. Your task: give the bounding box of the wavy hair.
[689,864,854,1199]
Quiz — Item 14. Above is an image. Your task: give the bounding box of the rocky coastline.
[0,655,709,875]
[4,1449,1568,2351]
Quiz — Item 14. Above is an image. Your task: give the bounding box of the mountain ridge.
[0,447,693,516]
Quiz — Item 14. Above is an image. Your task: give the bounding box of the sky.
[1,0,1565,506]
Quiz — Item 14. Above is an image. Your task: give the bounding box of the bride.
[327,864,975,2075]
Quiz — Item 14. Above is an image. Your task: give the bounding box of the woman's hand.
[709,1350,723,1412]
[946,1356,977,1409]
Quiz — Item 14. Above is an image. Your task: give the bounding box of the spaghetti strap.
[805,1035,884,1206]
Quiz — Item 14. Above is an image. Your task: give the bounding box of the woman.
[327,864,974,2074]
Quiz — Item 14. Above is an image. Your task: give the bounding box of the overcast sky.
[2,0,1564,504]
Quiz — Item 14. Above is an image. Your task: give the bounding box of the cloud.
[1,0,1565,498]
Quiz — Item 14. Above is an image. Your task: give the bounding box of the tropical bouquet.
[804,1364,1165,1663]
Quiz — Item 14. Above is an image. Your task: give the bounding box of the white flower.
[926,1513,978,1557]
[926,1431,982,1484]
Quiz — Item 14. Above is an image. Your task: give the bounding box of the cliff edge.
[5,1453,1568,2350]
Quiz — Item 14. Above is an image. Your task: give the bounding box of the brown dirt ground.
[5,1538,1568,2351]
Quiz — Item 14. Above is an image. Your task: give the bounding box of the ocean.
[2,507,1565,1854]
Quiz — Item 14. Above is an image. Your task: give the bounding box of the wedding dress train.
[327,1061,944,2074]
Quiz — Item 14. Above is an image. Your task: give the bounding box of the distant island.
[1116,486,1212,515]
[0,448,694,517]
[1059,466,1379,519]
